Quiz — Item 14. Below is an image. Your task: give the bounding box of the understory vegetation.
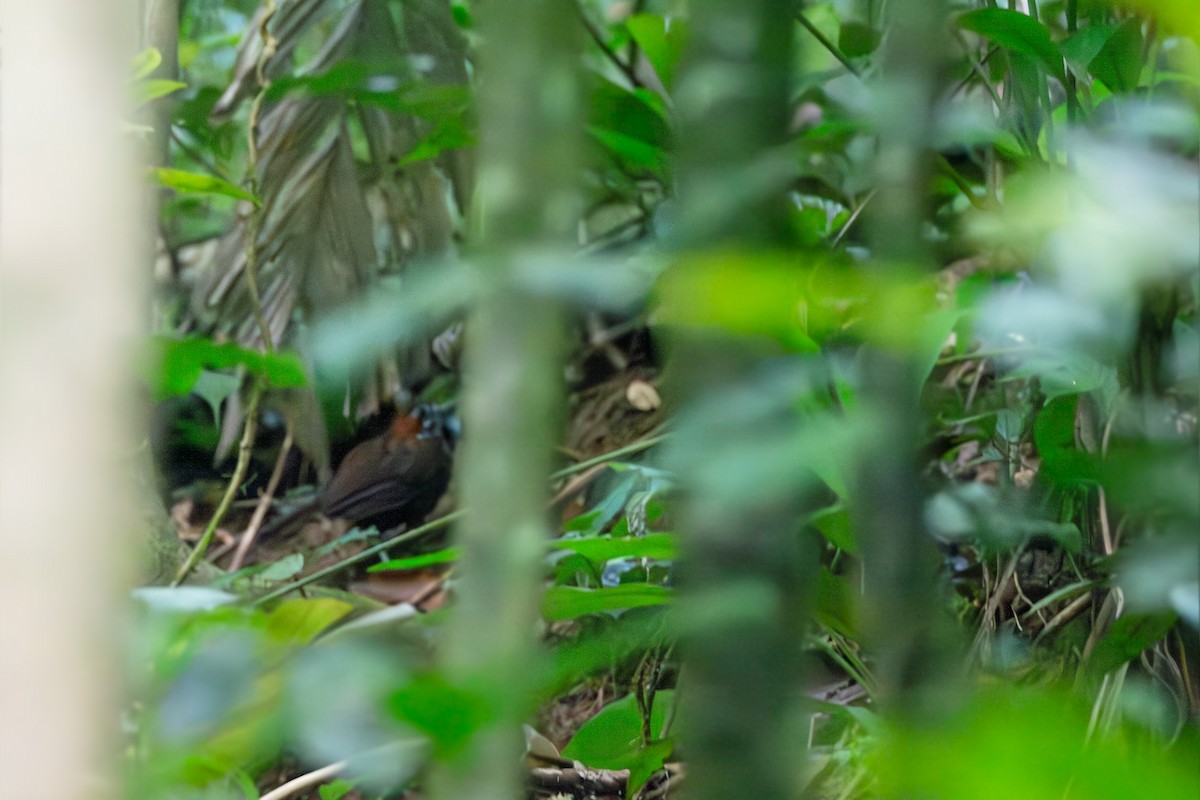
[137,1,1198,798]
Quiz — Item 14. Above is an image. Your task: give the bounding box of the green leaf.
[839,22,881,58]
[318,779,357,800]
[264,597,352,646]
[552,533,677,564]
[145,336,308,399]
[1033,395,1097,487]
[369,548,461,573]
[1090,18,1143,94]
[1059,24,1118,80]
[809,505,858,554]
[625,14,688,90]
[131,47,162,81]
[388,673,497,758]
[135,78,187,107]
[153,168,260,205]
[562,690,675,782]
[589,126,668,174]
[1086,613,1178,678]
[958,8,1066,82]
[814,568,857,636]
[259,553,305,582]
[541,585,673,621]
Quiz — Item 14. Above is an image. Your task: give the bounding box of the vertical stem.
[669,3,814,800]
[859,0,959,716]
[427,0,580,798]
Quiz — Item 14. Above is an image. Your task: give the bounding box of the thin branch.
[574,0,642,88]
[229,425,294,571]
[795,8,862,78]
[173,377,266,585]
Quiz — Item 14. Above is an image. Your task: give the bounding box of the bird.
[257,404,455,544]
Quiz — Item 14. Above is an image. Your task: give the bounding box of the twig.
[247,511,464,606]
[258,760,346,800]
[795,8,861,79]
[243,0,280,354]
[550,430,669,480]
[229,426,294,571]
[573,0,641,88]
[173,377,266,585]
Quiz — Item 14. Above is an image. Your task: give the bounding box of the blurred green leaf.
[878,686,1200,798]
[319,779,356,800]
[625,14,688,90]
[153,168,259,204]
[958,8,1067,83]
[542,585,673,621]
[146,336,308,399]
[1090,19,1144,93]
[553,533,678,563]
[562,689,675,773]
[809,505,858,554]
[814,568,857,636]
[1059,24,1119,80]
[264,598,353,646]
[136,78,188,106]
[131,47,163,80]
[388,673,497,758]
[1086,613,1178,678]
[369,548,461,573]
[839,22,881,58]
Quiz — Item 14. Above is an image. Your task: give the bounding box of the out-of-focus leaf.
[146,336,308,398]
[625,14,688,90]
[369,548,461,573]
[319,779,356,800]
[136,79,188,106]
[958,8,1067,82]
[814,568,857,636]
[1118,535,1200,618]
[388,673,497,758]
[809,505,858,554]
[132,587,239,613]
[589,126,668,173]
[263,597,352,646]
[259,553,305,582]
[1059,25,1118,80]
[839,22,881,58]
[542,585,673,621]
[1090,19,1144,93]
[878,686,1200,798]
[191,370,241,427]
[311,265,478,378]
[131,47,163,80]
[562,689,675,768]
[553,533,678,563]
[1034,395,1096,487]
[153,168,260,204]
[1086,613,1178,678]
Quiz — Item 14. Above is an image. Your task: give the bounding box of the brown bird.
[260,406,455,543]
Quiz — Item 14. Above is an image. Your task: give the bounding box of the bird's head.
[413,402,460,449]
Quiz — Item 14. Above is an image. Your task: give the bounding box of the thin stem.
[574,0,641,88]
[795,7,862,78]
[246,510,464,606]
[243,0,279,353]
[173,377,266,585]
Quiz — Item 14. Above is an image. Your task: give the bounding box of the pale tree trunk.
[0,2,140,799]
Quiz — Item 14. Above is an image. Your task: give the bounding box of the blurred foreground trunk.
[425,1,581,799]
[0,2,139,797]
[859,0,959,714]
[668,2,817,799]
